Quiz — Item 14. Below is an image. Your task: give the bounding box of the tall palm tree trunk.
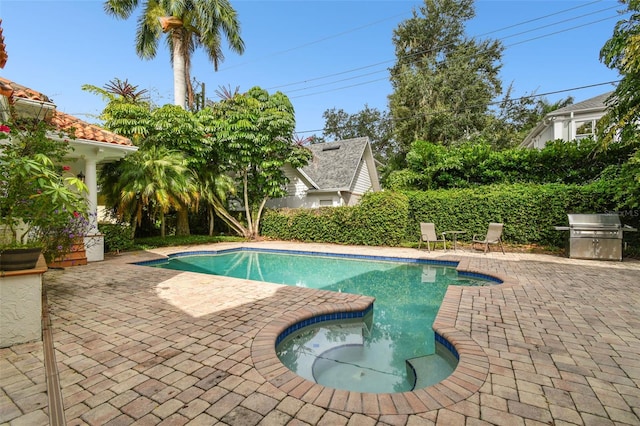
[176,209,190,236]
[171,28,187,108]
[172,27,191,236]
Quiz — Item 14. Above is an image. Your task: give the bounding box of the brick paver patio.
[1,241,640,425]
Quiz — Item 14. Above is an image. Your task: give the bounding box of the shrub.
[99,223,134,253]
[261,191,409,246]
[261,183,620,250]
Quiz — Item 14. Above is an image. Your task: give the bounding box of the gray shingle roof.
[302,137,369,190]
[551,91,613,115]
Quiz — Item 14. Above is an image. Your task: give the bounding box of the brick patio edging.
[251,256,516,416]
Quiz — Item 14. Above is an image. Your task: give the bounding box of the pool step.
[406,342,459,390]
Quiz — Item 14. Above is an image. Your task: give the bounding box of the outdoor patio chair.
[418,222,446,252]
[472,222,505,254]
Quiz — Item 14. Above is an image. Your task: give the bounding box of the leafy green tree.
[82,79,153,145]
[322,105,396,162]
[199,87,312,239]
[388,0,503,154]
[88,86,205,236]
[144,105,208,235]
[104,0,245,109]
[599,0,640,147]
[598,0,640,211]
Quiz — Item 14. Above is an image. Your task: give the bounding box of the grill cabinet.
[555,214,637,261]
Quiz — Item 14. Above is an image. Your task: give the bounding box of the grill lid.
[567,213,621,229]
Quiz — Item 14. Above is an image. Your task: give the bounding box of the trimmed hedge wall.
[261,191,408,246]
[261,182,623,248]
[404,183,618,247]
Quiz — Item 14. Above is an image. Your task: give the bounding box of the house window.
[319,199,333,206]
[575,120,596,139]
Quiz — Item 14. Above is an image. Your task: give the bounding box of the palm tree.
[100,146,197,238]
[104,0,245,109]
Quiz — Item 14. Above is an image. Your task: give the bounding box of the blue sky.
[0,0,626,138]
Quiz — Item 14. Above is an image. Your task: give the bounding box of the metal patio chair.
[472,222,505,254]
[418,222,446,252]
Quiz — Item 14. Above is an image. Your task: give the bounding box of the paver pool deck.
[2,240,640,425]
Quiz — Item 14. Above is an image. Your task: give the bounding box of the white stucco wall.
[84,234,105,262]
[0,273,42,347]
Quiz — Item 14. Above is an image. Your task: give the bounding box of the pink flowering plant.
[0,118,90,262]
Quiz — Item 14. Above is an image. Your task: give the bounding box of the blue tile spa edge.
[275,303,374,346]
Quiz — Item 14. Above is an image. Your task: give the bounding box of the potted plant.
[0,119,89,271]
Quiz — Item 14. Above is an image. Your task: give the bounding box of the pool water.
[153,249,494,393]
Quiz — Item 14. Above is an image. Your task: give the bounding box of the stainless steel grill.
[555,214,637,261]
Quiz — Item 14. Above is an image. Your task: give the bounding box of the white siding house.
[266,137,381,209]
[520,92,612,149]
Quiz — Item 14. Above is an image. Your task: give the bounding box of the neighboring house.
[266,137,381,209]
[0,77,138,262]
[520,92,613,149]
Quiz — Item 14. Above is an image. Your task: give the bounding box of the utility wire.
[288,13,621,100]
[265,0,618,93]
[219,11,412,72]
[294,80,620,135]
[284,9,621,98]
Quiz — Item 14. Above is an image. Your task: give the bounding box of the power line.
[289,11,620,101]
[294,80,620,135]
[218,11,412,72]
[266,0,619,94]
[286,10,620,98]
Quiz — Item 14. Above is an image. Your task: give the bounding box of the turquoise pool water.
[151,249,496,393]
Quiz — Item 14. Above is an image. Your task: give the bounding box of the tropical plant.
[598,0,640,147]
[99,145,196,238]
[0,119,90,263]
[104,0,245,109]
[199,86,313,239]
[146,104,207,235]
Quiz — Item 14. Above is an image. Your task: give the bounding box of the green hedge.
[404,183,617,246]
[261,191,409,246]
[386,139,636,191]
[99,223,134,253]
[261,183,621,248]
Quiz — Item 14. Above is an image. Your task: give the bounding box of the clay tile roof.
[0,76,52,103]
[51,111,133,146]
[0,77,133,147]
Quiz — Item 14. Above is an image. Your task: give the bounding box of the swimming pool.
[147,248,499,393]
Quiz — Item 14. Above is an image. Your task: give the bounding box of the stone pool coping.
[11,241,638,424]
[139,246,519,416]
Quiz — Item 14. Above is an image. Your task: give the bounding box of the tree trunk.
[251,197,269,239]
[171,28,187,109]
[176,208,190,236]
[243,173,253,234]
[210,196,250,239]
[160,211,166,238]
[208,207,214,236]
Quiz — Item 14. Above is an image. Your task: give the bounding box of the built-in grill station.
[554,213,637,261]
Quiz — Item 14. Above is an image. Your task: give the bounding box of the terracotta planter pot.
[0,247,43,271]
